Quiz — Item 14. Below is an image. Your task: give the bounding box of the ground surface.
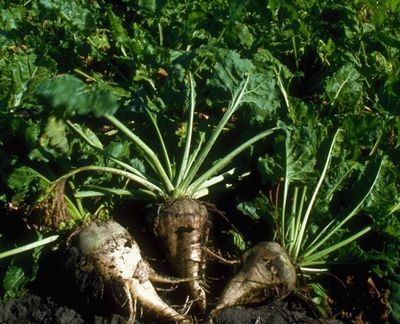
[0,294,84,324]
[0,294,345,324]
[0,253,390,324]
[0,207,391,323]
[213,304,344,324]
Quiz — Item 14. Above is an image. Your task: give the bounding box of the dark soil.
[0,246,348,324]
[213,303,344,324]
[0,293,345,324]
[0,294,84,324]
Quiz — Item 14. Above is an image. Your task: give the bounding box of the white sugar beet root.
[66,220,191,323]
[210,241,296,320]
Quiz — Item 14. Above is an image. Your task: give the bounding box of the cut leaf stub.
[210,242,296,317]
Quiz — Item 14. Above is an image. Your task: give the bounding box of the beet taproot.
[66,220,191,323]
[210,241,296,318]
[148,197,210,311]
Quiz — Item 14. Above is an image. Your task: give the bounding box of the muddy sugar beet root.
[210,241,296,318]
[65,220,191,323]
[148,197,209,311]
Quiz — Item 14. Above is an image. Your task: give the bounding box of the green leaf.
[37,74,119,118]
[243,71,281,124]
[1,233,46,299]
[231,22,254,48]
[2,266,26,299]
[42,116,69,154]
[129,158,146,174]
[325,64,363,110]
[254,49,293,81]
[0,51,50,108]
[7,166,49,202]
[237,193,274,224]
[307,283,330,317]
[228,230,249,251]
[107,6,130,45]
[258,124,318,185]
[387,273,400,323]
[105,141,130,160]
[209,50,281,124]
[39,0,95,32]
[209,50,255,94]
[138,0,156,12]
[363,158,400,239]
[0,5,27,31]
[67,121,104,153]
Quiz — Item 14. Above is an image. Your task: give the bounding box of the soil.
[0,294,84,324]
[0,294,129,324]
[0,293,345,324]
[0,265,391,324]
[213,304,344,324]
[0,246,386,324]
[0,203,392,324]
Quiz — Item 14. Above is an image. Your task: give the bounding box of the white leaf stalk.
[293,129,342,259]
[279,129,383,272]
[0,235,59,259]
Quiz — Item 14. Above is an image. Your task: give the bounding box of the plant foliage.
[0,0,399,320]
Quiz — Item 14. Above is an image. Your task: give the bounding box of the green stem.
[389,201,400,215]
[300,266,329,273]
[187,127,278,196]
[303,159,383,258]
[52,165,166,198]
[292,36,299,69]
[288,186,299,251]
[67,121,160,184]
[301,226,371,267]
[275,67,290,109]
[0,235,59,259]
[158,22,163,47]
[332,71,355,105]
[73,68,97,82]
[305,219,335,252]
[184,132,205,180]
[65,181,86,219]
[180,75,250,193]
[369,131,383,157]
[104,114,174,193]
[281,129,291,245]
[175,73,196,189]
[146,109,173,180]
[293,129,341,258]
[292,185,307,255]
